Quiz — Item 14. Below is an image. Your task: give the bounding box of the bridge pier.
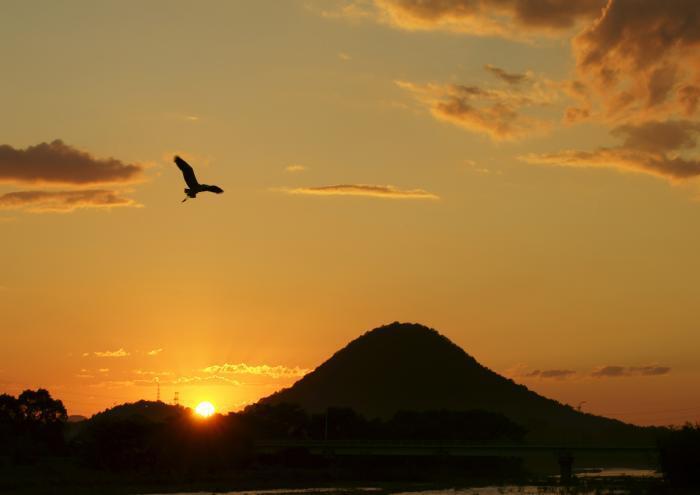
[557,450,574,485]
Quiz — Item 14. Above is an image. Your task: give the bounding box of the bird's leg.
[181,196,188,203]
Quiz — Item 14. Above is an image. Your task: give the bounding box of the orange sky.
[1,0,700,426]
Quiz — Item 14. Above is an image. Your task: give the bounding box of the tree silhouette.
[18,389,67,425]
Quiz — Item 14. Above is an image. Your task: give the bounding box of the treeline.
[1,389,525,473]
[3,389,700,490]
[74,401,526,472]
[0,389,67,461]
[658,423,700,488]
[239,402,527,442]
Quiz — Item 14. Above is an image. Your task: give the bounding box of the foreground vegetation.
[1,389,699,494]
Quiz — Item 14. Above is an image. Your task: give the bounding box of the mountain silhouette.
[260,322,658,444]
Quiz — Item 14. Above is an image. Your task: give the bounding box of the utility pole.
[156,378,160,402]
[174,391,179,406]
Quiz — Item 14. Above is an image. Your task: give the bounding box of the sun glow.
[195,401,215,418]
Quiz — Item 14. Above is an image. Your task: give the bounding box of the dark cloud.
[525,369,576,379]
[283,184,439,199]
[592,365,671,378]
[522,120,700,181]
[611,120,700,153]
[484,64,528,85]
[629,365,672,376]
[574,0,700,120]
[591,365,626,377]
[369,0,605,37]
[0,189,138,213]
[0,140,143,186]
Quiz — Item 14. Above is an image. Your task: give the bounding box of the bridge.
[255,439,658,457]
[254,440,659,482]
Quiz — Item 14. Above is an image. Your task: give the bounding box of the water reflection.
[155,470,660,495]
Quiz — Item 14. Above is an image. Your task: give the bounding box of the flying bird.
[173,155,224,202]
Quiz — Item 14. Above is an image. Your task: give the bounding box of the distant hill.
[260,322,659,445]
[89,400,186,423]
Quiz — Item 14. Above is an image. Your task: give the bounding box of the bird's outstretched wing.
[174,156,200,188]
[202,184,224,194]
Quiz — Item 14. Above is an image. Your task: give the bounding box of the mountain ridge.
[260,322,658,444]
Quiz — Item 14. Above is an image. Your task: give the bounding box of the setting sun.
[195,401,215,418]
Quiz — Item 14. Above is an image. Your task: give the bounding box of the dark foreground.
[0,456,672,495]
[2,390,699,494]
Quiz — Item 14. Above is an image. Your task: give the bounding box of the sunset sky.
[2,0,700,426]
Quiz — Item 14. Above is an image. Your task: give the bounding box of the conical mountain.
[261,322,656,444]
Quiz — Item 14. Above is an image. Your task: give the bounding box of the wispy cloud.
[484,64,528,85]
[524,369,576,379]
[202,363,309,379]
[592,365,671,378]
[281,184,439,199]
[147,348,163,356]
[0,189,139,213]
[171,375,242,386]
[285,164,307,173]
[396,69,556,141]
[506,362,671,380]
[92,348,130,358]
[133,369,173,376]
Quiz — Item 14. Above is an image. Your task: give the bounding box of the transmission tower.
[156,378,160,402]
[174,391,179,406]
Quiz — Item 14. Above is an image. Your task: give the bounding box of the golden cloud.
[0,189,139,213]
[522,120,700,181]
[397,74,555,140]
[202,363,309,379]
[338,0,605,38]
[285,164,307,173]
[92,348,130,358]
[283,183,439,199]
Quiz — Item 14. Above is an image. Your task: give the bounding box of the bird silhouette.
[173,155,224,202]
